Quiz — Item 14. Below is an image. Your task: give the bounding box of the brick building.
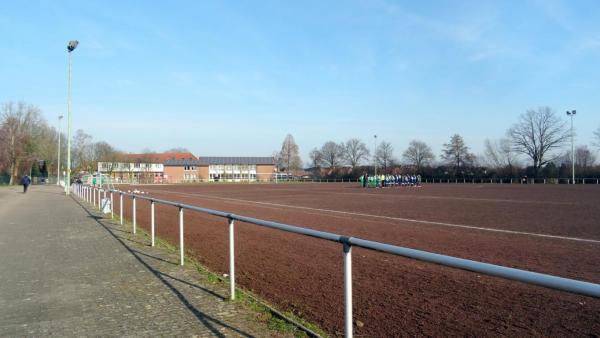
[98,152,197,183]
[164,157,275,183]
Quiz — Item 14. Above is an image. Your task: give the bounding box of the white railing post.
[120,193,123,225]
[344,242,353,338]
[133,196,137,234]
[179,207,184,266]
[151,201,155,247]
[110,192,114,219]
[93,188,96,206]
[229,218,235,300]
[101,189,105,210]
[98,189,101,210]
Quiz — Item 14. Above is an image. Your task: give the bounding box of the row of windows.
[184,166,197,170]
[209,164,257,174]
[99,162,163,171]
[209,173,257,181]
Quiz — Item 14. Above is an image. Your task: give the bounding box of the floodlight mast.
[566,110,576,185]
[373,135,378,180]
[66,40,78,195]
[57,115,63,185]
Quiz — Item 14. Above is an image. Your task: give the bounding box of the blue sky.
[1,0,599,162]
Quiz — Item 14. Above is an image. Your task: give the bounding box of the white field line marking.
[143,189,600,244]
[327,191,575,206]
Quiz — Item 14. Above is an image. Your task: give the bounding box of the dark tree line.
[281,106,600,180]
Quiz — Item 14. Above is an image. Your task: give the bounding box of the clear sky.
[1,0,599,163]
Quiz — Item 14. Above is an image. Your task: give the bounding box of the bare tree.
[562,145,597,175]
[0,102,44,184]
[343,138,370,169]
[483,138,518,176]
[402,140,434,172]
[320,141,344,168]
[278,134,302,175]
[375,141,395,173]
[594,126,600,150]
[308,148,323,169]
[441,134,475,176]
[72,129,93,172]
[508,107,569,178]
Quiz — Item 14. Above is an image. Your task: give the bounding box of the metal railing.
[423,177,600,184]
[71,184,600,338]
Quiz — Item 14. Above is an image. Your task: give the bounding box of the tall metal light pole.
[373,135,378,178]
[566,110,576,184]
[66,40,78,195]
[57,115,63,185]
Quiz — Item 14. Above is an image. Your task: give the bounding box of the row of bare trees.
[276,107,600,178]
[0,101,121,184]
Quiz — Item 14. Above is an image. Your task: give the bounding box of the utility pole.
[566,110,576,184]
[374,134,378,180]
[66,40,78,195]
[57,115,63,185]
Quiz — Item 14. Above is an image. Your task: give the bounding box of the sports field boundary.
[74,184,600,338]
[138,189,600,244]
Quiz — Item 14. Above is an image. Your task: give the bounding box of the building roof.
[120,152,197,163]
[165,157,274,166]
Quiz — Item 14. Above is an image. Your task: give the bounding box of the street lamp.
[66,40,78,195]
[566,110,576,184]
[57,115,63,186]
[373,135,378,179]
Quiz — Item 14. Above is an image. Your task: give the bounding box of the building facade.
[97,152,197,183]
[164,157,275,183]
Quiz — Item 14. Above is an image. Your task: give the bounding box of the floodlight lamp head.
[572,110,576,115]
[59,115,63,119]
[67,40,79,52]
[566,111,571,116]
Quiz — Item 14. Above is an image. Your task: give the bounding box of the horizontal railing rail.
[72,184,600,338]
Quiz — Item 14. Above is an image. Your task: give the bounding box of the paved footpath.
[0,185,286,337]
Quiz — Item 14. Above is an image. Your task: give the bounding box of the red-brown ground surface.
[116,183,600,337]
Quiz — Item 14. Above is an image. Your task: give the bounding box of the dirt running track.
[116,183,600,337]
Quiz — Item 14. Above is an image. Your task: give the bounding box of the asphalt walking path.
[0,185,284,337]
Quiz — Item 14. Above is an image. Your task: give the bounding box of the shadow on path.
[71,197,253,338]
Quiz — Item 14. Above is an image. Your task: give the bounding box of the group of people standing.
[359,173,422,188]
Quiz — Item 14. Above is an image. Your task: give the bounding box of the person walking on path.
[20,174,31,193]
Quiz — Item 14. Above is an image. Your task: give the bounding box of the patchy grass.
[112,213,326,337]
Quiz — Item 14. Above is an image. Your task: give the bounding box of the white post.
[229,218,235,300]
[93,188,96,206]
[110,192,114,219]
[344,243,353,338]
[120,193,123,225]
[151,201,155,247]
[133,196,136,234]
[179,207,184,266]
[100,189,104,210]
